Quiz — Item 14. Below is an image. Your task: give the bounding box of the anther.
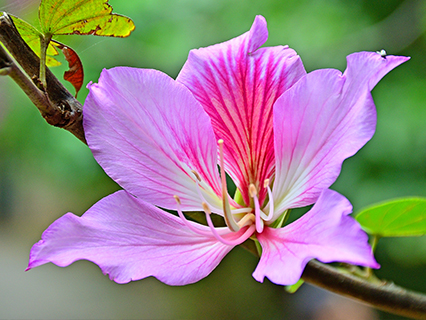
[174,195,181,205]
[191,170,202,182]
[264,179,270,188]
[249,184,258,198]
[174,195,212,236]
[202,202,211,215]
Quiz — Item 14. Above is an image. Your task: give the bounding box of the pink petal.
[177,15,306,205]
[84,67,222,211]
[27,191,236,285]
[253,189,379,285]
[272,52,409,213]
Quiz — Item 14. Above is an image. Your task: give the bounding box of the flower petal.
[84,67,222,211]
[253,189,378,285]
[27,191,236,285]
[272,52,409,214]
[177,15,306,205]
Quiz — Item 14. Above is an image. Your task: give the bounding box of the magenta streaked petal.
[253,189,378,285]
[27,191,238,285]
[84,67,222,211]
[177,15,306,205]
[272,52,409,213]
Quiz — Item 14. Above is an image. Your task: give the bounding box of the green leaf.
[10,15,61,67]
[39,0,135,37]
[285,279,304,293]
[356,198,426,237]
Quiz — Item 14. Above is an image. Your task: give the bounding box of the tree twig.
[0,12,85,143]
[1,44,51,116]
[1,10,426,320]
[302,260,426,319]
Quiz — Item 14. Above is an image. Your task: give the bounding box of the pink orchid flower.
[27,16,408,286]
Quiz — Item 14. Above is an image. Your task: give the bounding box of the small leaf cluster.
[5,0,135,96]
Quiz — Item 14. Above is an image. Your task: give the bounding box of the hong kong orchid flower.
[27,16,408,286]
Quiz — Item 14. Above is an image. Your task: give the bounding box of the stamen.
[174,195,181,205]
[218,139,240,232]
[263,179,270,189]
[191,170,202,182]
[203,202,256,246]
[263,180,275,222]
[202,202,212,214]
[249,184,257,198]
[174,195,235,236]
[249,183,264,233]
[174,195,211,236]
[192,172,223,214]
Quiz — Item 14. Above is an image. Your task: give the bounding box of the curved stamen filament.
[249,184,264,233]
[191,170,252,217]
[262,179,275,222]
[203,202,255,246]
[174,195,212,236]
[231,208,253,214]
[175,195,235,236]
[191,170,223,214]
[218,139,240,232]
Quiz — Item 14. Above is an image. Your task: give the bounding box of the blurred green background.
[1,0,425,319]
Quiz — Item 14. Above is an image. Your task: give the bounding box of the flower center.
[173,139,276,246]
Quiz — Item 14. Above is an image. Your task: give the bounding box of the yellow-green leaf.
[39,0,135,37]
[356,198,426,237]
[10,15,61,67]
[285,279,304,293]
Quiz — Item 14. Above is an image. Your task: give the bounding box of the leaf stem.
[39,33,51,88]
[370,234,380,252]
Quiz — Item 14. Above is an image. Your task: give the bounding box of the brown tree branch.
[238,240,426,319]
[302,260,426,319]
[0,44,51,116]
[1,10,426,320]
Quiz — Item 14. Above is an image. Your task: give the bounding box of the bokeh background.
[1,0,426,319]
